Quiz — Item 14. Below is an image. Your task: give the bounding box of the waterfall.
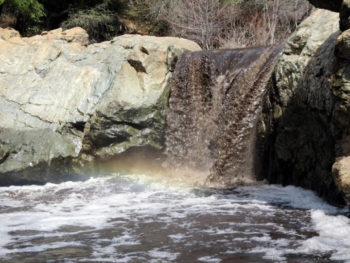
[165,45,283,187]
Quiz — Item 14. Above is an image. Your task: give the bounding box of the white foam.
[0,174,349,262]
[235,185,340,212]
[299,210,350,262]
[0,241,83,258]
[250,235,271,242]
[168,233,187,242]
[249,246,287,261]
[148,249,179,261]
[198,256,222,263]
[112,232,141,246]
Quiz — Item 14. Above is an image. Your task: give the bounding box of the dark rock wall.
[259,10,345,204]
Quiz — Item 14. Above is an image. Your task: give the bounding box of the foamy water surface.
[0,174,349,262]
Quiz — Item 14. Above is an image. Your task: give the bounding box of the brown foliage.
[221,0,313,48]
[135,0,312,49]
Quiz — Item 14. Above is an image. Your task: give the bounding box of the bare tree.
[220,0,312,48]
[159,0,232,49]
[265,0,280,45]
[136,0,312,49]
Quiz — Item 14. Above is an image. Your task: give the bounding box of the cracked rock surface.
[0,27,200,184]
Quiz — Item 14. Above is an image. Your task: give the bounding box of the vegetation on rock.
[127,0,312,49]
[0,0,311,48]
[60,0,126,42]
[0,0,45,34]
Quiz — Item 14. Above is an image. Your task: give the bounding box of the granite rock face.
[0,27,200,184]
[261,10,345,203]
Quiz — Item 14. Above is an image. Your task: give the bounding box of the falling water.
[1,45,350,262]
[165,45,283,186]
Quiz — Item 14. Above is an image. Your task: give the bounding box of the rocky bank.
[0,27,200,185]
[261,7,350,205]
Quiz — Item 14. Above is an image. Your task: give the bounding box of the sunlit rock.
[335,29,350,59]
[0,27,200,184]
[333,156,350,204]
[0,27,20,40]
[308,0,350,31]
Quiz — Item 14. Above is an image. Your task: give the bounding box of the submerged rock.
[333,156,350,204]
[0,27,200,185]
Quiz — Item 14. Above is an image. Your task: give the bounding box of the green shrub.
[4,0,45,35]
[62,7,123,42]
[61,0,126,42]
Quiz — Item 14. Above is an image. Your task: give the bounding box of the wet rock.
[262,10,344,203]
[333,156,350,204]
[329,61,350,158]
[0,27,200,184]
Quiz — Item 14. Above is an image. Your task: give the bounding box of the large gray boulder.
[0,27,200,184]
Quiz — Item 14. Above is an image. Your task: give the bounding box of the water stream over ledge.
[165,46,283,187]
[0,174,349,263]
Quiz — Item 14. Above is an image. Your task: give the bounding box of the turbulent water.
[165,46,282,186]
[0,174,349,263]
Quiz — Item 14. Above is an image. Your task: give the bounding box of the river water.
[0,174,349,263]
